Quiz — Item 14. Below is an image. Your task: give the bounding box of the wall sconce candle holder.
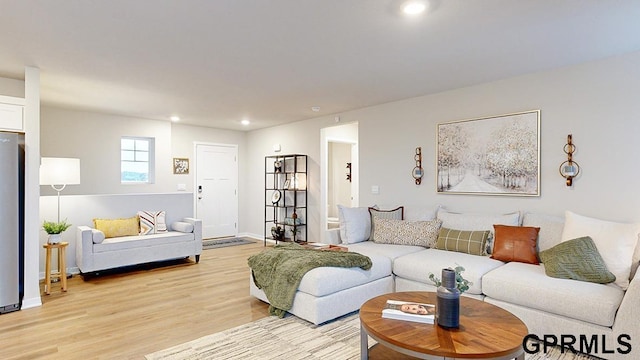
[412,147,424,185]
[559,134,580,186]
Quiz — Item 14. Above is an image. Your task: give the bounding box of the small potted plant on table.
[42,219,72,244]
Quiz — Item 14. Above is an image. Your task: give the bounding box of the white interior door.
[195,143,238,239]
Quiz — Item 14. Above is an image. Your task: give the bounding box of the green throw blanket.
[248,243,372,318]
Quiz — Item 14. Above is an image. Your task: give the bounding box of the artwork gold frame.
[173,158,189,174]
[436,110,540,196]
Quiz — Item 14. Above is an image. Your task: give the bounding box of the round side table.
[360,292,528,359]
[43,242,69,295]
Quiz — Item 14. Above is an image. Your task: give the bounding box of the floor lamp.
[40,157,81,223]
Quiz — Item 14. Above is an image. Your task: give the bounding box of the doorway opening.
[320,123,358,242]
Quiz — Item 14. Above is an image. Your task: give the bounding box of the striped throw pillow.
[137,210,168,235]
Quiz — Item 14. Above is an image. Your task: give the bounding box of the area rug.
[202,237,255,250]
[145,314,601,360]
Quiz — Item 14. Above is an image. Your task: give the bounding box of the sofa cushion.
[93,216,139,238]
[346,241,425,261]
[93,231,195,253]
[435,228,490,256]
[393,248,504,295]
[561,211,640,290]
[437,209,520,254]
[297,253,392,297]
[491,225,540,264]
[404,205,440,221]
[337,205,371,244]
[482,262,624,327]
[539,236,615,284]
[521,212,564,252]
[372,218,441,248]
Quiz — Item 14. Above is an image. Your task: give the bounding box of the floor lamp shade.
[40,157,81,224]
[40,158,81,186]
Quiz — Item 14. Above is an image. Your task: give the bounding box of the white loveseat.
[250,208,640,359]
[76,217,202,274]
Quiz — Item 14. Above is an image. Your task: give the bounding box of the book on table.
[382,299,435,324]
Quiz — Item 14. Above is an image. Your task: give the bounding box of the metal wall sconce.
[412,147,424,185]
[346,162,352,182]
[559,134,580,186]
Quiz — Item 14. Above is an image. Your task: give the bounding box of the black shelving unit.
[264,154,307,245]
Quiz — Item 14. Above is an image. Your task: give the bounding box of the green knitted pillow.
[539,236,615,284]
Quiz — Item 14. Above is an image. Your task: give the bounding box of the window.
[121,137,155,183]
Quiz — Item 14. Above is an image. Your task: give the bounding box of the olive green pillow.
[435,227,490,256]
[539,236,616,284]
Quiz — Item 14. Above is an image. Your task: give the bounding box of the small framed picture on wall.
[173,158,189,174]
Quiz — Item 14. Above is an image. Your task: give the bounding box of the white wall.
[244,50,640,244]
[0,77,25,97]
[40,107,173,195]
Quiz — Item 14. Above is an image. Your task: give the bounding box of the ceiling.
[1,1,640,131]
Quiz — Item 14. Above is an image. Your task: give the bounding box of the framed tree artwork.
[436,110,540,196]
[173,158,189,174]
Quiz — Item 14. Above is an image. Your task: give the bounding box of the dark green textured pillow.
[539,236,616,284]
[435,227,490,256]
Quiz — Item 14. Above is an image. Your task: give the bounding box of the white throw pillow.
[338,205,371,244]
[437,209,521,230]
[522,212,565,252]
[561,211,640,290]
[171,221,194,233]
[631,236,640,280]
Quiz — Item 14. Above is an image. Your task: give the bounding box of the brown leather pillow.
[491,225,540,264]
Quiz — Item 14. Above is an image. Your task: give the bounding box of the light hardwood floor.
[0,240,271,360]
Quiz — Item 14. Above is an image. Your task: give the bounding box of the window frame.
[120,136,155,184]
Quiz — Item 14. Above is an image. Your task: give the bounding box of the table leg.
[60,246,67,292]
[44,247,51,295]
[360,323,368,360]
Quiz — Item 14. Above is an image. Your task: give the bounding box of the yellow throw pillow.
[93,216,140,238]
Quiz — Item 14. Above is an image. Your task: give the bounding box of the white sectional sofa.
[250,208,640,359]
[76,217,202,274]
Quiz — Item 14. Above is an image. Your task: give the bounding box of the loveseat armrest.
[76,225,95,273]
[183,217,203,253]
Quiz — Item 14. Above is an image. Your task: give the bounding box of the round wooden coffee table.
[359,292,527,360]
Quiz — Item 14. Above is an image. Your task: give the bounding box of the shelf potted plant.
[42,219,72,244]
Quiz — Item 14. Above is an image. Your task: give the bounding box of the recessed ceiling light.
[311,106,320,112]
[170,116,180,122]
[402,1,427,15]
[241,119,250,126]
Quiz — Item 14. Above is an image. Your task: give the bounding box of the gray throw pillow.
[539,236,616,284]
